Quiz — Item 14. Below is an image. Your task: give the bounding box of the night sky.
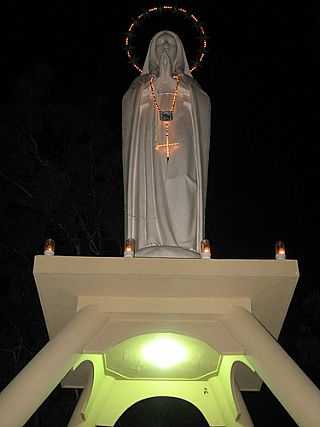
[0,1,318,426]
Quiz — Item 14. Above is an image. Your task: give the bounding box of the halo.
[124,6,208,74]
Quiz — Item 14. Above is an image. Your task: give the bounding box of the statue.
[122,31,211,258]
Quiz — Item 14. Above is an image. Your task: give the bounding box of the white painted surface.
[0,306,108,427]
[34,256,298,391]
[223,306,320,427]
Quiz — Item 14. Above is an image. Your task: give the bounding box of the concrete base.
[2,256,318,427]
[33,256,298,391]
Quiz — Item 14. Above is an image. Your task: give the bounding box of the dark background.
[0,1,318,426]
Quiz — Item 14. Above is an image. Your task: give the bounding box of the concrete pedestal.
[1,256,318,426]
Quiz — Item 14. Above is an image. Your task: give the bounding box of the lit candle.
[275,240,286,260]
[124,238,135,258]
[200,239,211,259]
[44,239,55,256]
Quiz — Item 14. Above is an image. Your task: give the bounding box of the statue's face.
[155,32,177,63]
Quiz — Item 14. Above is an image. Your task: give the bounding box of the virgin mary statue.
[122,31,211,258]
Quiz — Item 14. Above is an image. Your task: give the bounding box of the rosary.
[149,75,181,161]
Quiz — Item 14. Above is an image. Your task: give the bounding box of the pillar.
[0,306,108,427]
[232,379,254,427]
[222,306,320,427]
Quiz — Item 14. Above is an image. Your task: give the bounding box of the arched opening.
[113,396,210,427]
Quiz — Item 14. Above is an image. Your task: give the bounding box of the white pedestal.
[3,256,318,427]
[33,256,299,391]
[32,256,301,425]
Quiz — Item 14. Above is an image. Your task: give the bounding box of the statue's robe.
[122,31,211,255]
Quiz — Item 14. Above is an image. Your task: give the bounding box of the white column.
[233,379,254,427]
[0,306,108,427]
[68,366,94,427]
[223,306,320,427]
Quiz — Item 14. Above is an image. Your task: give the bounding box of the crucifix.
[150,76,181,161]
[155,121,180,161]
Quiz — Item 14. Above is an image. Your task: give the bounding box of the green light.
[142,337,187,369]
[104,333,220,379]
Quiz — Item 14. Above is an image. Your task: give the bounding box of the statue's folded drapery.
[122,31,211,255]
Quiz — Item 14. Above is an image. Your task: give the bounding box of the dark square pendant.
[160,111,173,121]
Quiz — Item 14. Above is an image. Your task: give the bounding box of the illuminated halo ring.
[124,6,208,74]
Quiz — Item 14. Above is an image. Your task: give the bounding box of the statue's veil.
[123,30,210,254]
[141,31,192,77]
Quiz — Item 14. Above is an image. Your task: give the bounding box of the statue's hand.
[159,52,173,78]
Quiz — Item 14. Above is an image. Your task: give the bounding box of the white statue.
[122,31,211,258]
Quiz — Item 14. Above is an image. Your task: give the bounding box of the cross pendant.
[155,135,180,161]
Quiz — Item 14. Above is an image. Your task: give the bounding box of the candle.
[44,239,55,256]
[200,239,211,259]
[275,240,286,260]
[124,238,135,258]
